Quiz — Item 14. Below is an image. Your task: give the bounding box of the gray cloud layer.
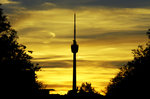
[10,0,150,10]
[33,59,128,69]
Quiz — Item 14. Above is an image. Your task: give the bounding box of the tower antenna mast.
[74,13,76,40]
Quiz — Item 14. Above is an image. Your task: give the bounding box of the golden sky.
[1,0,150,95]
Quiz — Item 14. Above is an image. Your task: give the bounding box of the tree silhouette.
[0,4,42,96]
[105,30,150,97]
[67,82,103,96]
[78,82,100,96]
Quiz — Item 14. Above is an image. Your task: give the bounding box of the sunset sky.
[1,0,150,94]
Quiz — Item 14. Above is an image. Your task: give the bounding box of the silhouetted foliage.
[67,82,103,97]
[78,82,100,96]
[105,29,150,97]
[0,5,42,96]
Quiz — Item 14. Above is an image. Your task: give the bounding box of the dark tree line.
[0,4,42,97]
[105,30,150,97]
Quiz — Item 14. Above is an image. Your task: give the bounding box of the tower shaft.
[73,53,76,91]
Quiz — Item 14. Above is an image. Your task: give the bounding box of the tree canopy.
[105,30,150,97]
[78,82,100,96]
[67,82,103,96]
[0,5,42,96]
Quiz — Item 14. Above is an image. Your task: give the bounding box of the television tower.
[71,13,79,92]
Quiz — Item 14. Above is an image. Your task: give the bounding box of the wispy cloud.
[33,59,128,69]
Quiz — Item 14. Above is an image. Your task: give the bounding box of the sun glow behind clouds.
[6,6,149,94]
[0,0,19,4]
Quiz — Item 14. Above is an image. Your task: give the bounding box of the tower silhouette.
[71,13,79,92]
